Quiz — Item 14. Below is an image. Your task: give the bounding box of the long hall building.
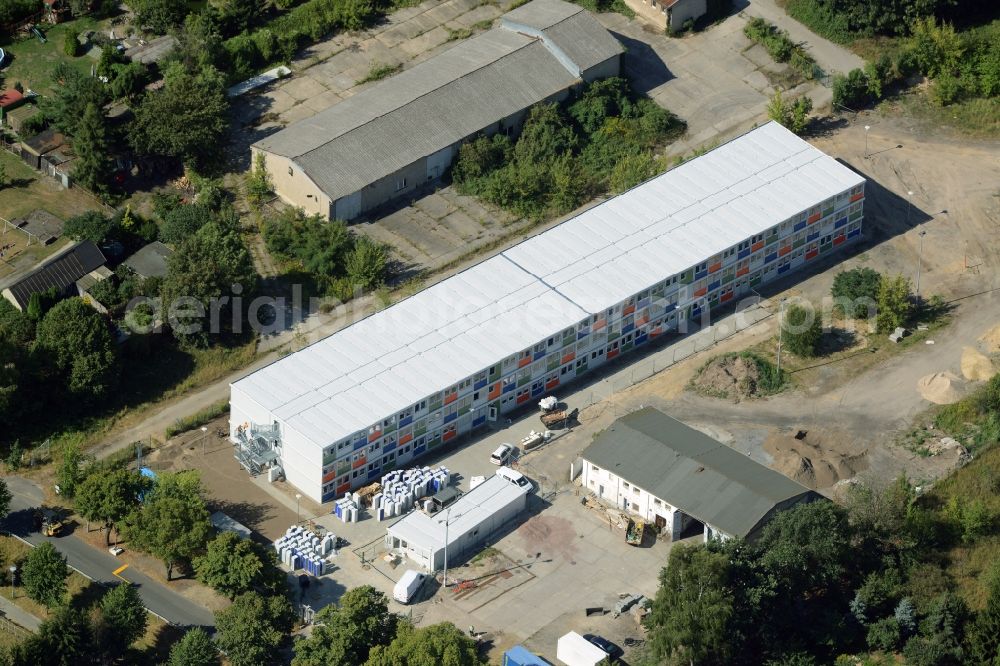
[230,121,866,503]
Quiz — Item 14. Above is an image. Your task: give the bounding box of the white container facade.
[230,122,866,504]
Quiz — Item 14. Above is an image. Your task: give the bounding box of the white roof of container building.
[232,121,864,449]
[387,475,529,550]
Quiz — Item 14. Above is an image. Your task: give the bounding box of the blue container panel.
[778,264,791,274]
[794,220,807,232]
[694,269,708,280]
[413,444,426,456]
[472,415,486,428]
[533,350,546,361]
[398,415,412,427]
[622,322,634,334]
[708,280,720,292]
[807,231,820,242]
[474,379,487,390]
[738,248,751,260]
[848,228,861,239]
[835,217,848,229]
[367,467,380,480]
[321,491,336,503]
[764,252,778,264]
[635,333,648,345]
[502,383,515,394]
[354,438,368,451]
[443,411,457,424]
[530,385,544,397]
[577,330,589,340]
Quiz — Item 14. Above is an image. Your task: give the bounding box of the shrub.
[781,302,822,357]
[767,90,812,134]
[63,31,80,57]
[867,617,902,652]
[832,68,874,110]
[161,204,213,245]
[831,267,881,318]
[875,274,912,334]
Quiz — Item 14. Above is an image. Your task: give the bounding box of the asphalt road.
[3,476,215,628]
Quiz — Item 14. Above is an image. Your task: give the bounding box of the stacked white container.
[273,525,334,575]
[375,466,451,521]
[333,494,359,523]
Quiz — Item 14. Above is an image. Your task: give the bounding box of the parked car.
[584,634,621,659]
[490,443,513,465]
[495,466,532,492]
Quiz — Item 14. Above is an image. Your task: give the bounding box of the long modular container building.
[229,121,866,503]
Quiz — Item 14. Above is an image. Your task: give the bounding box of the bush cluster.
[743,17,818,79]
[451,77,683,220]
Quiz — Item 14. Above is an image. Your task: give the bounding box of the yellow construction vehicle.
[34,508,65,537]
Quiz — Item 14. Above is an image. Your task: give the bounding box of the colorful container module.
[230,121,866,503]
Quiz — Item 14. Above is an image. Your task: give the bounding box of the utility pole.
[915,230,927,299]
[776,298,788,375]
[439,505,459,588]
[906,190,914,226]
[863,125,870,159]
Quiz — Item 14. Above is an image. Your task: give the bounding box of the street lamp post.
[9,565,16,599]
[776,298,788,375]
[295,493,302,523]
[438,505,459,589]
[863,125,870,159]
[915,230,927,299]
[906,190,914,226]
[200,426,208,456]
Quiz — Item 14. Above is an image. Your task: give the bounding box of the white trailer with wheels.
[556,632,606,666]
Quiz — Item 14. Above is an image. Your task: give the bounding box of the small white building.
[581,408,821,542]
[556,632,606,666]
[385,475,529,571]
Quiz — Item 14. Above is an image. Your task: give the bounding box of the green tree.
[160,204,213,245]
[122,472,212,580]
[967,567,1000,664]
[108,62,149,102]
[194,531,285,599]
[63,211,114,243]
[831,267,881,318]
[215,592,294,666]
[72,102,113,194]
[40,63,109,137]
[92,582,148,660]
[131,0,188,32]
[168,627,220,666]
[0,479,11,519]
[129,63,230,167]
[646,544,734,665]
[22,542,69,607]
[767,91,813,134]
[0,161,6,189]
[451,134,510,185]
[160,217,258,346]
[365,622,484,666]
[782,302,822,357]
[293,585,398,666]
[246,152,273,207]
[75,465,147,545]
[609,152,659,193]
[875,274,912,333]
[56,440,86,499]
[5,440,22,471]
[25,605,92,666]
[345,236,389,291]
[35,298,120,401]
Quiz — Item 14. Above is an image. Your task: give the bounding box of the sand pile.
[979,324,1000,354]
[764,430,867,489]
[918,371,965,404]
[961,346,995,381]
[694,355,766,401]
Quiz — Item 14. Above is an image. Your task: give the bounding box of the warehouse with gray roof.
[581,408,822,541]
[251,0,622,221]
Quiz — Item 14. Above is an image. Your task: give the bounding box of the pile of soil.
[764,430,867,489]
[979,323,1000,354]
[918,371,965,404]
[693,355,770,401]
[961,346,996,381]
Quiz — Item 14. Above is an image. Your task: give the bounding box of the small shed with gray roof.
[252,0,622,221]
[581,408,822,542]
[123,241,173,279]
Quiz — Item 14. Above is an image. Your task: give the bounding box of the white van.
[393,570,426,604]
[495,466,532,492]
[490,443,513,465]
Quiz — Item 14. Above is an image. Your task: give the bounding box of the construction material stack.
[333,494,359,523]
[375,466,451,521]
[273,525,336,575]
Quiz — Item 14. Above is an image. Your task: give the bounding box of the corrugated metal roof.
[232,122,865,449]
[502,0,625,74]
[581,408,820,538]
[3,241,106,310]
[254,0,621,202]
[386,475,528,549]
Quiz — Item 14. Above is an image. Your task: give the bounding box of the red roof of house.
[0,89,24,109]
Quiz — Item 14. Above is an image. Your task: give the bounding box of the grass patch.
[0,18,99,95]
[165,399,230,439]
[446,27,473,41]
[355,62,402,85]
[472,19,494,30]
[778,0,857,45]
[0,149,104,219]
[896,90,1000,137]
[469,547,500,565]
[0,536,93,621]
